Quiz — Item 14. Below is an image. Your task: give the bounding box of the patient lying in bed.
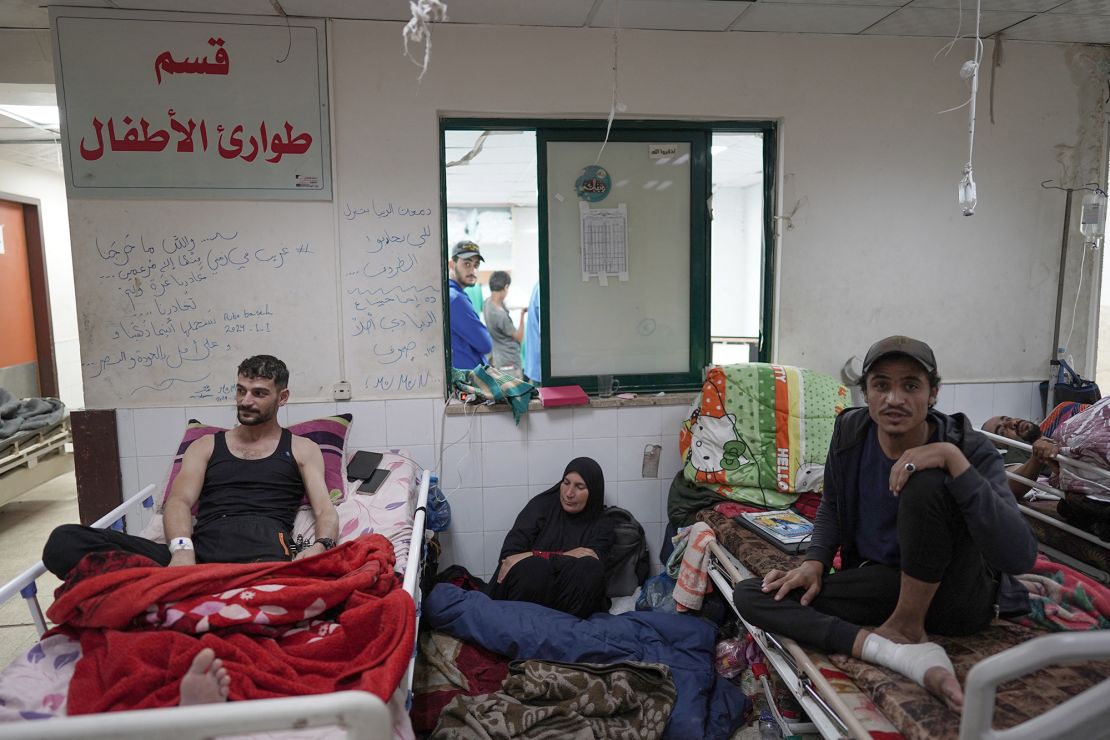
[985,399,1110,541]
[733,337,1037,712]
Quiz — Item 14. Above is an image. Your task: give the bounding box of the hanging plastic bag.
[425,474,452,532]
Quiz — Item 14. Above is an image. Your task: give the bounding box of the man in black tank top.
[43,355,339,576]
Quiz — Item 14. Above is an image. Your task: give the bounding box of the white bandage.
[169,536,194,553]
[861,634,955,686]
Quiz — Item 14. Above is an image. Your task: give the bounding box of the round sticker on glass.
[576,165,611,202]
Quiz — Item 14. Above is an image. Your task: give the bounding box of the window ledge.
[444,391,698,415]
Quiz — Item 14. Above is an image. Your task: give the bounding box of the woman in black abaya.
[487,457,614,618]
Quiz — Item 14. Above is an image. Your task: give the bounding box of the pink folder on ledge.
[538,385,589,408]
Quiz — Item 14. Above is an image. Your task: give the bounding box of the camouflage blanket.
[431,659,676,740]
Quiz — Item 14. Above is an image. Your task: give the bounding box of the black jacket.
[806,406,1037,615]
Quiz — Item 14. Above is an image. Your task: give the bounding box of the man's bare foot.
[924,665,964,712]
[179,647,230,705]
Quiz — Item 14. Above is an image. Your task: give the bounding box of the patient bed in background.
[983,429,1110,583]
[0,448,431,740]
[0,415,72,510]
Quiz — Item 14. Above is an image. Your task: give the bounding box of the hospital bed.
[0,451,431,739]
[0,414,73,510]
[703,513,1110,740]
[982,429,1110,583]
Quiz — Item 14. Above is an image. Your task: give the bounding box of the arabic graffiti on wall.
[339,197,443,393]
[73,200,341,407]
[53,10,331,198]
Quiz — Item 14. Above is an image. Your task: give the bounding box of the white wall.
[330,23,1107,385]
[0,159,81,408]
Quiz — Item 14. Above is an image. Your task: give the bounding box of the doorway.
[0,196,56,399]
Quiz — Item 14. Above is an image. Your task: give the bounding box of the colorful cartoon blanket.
[45,535,414,714]
[679,363,847,508]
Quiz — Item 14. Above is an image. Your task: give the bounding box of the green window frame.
[440,118,777,394]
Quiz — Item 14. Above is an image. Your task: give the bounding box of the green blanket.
[678,363,847,508]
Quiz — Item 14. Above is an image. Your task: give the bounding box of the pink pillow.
[158,414,352,512]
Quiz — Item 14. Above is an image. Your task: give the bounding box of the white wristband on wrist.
[169,536,194,553]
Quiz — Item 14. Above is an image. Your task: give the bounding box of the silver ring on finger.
[904,462,916,472]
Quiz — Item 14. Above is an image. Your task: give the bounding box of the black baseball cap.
[862,335,937,374]
[451,241,484,262]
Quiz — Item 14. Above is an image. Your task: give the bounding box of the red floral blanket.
[46,535,414,714]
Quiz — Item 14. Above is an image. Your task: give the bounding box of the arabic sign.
[51,8,331,200]
[575,165,611,202]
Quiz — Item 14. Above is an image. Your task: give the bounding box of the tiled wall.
[113,380,1043,580]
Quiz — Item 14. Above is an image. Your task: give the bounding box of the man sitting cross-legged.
[733,336,1037,711]
[43,354,339,577]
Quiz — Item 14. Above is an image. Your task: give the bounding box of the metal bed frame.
[0,468,431,740]
[0,416,73,511]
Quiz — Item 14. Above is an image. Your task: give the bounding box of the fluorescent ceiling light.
[0,104,61,131]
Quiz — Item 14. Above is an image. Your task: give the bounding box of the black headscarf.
[545,456,605,519]
[499,456,613,560]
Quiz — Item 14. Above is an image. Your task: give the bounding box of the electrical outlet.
[333,381,352,401]
[641,444,662,478]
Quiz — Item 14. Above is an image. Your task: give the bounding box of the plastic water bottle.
[758,709,782,739]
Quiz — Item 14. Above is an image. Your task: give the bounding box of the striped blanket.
[679,363,847,508]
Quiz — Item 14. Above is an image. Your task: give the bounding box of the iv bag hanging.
[1080,190,1107,242]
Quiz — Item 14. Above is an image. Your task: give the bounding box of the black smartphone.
[357,468,390,494]
[347,450,384,481]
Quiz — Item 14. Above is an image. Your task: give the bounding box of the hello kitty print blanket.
[679,363,848,508]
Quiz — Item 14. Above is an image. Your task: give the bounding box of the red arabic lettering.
[155,37,230,85]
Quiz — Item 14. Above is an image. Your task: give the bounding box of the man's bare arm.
[292,436,339,560]
[163,434,214,566]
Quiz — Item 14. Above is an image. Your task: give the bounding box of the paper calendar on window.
[580,202,629,284]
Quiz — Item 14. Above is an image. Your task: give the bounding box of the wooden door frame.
[0,192,57,398]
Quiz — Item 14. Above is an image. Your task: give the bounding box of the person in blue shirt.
[448,241,492,370]
[522,282,541,383]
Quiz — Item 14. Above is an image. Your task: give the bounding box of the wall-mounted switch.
[333,381,352,401]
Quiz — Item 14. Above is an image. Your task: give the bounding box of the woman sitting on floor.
[488,457,614,618]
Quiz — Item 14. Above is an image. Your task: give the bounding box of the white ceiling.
[0,0,1106,184]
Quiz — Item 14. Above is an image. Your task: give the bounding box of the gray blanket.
[0,387,65,442]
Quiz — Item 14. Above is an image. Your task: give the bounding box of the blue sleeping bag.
[424,583,749,739]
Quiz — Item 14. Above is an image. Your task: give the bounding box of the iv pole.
[1041,179,1103,416]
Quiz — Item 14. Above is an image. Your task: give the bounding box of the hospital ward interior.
[1,0,1110,737]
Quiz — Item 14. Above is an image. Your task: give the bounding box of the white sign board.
[51,8,331,200]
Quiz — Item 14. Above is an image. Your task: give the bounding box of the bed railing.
[402,470,431,708]
[0,483,157,635]
[981,430,1110,503]
[706,540,872,740]
[981,430,1109,581]
[960,631,1110,740]
[0,690,390,739]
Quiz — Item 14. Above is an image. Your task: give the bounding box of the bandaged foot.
[861,633,954,686]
